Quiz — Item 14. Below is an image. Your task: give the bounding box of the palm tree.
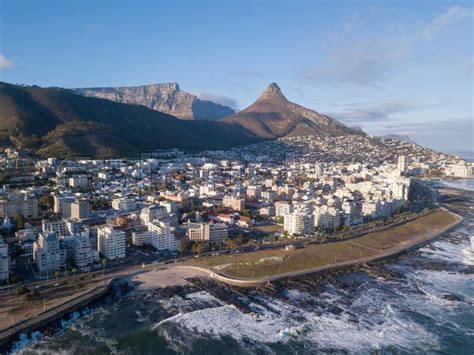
[101,258,107,275]
[72,268,77,277]
[54,271,60,281]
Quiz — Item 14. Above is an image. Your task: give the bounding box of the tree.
[38,194,54,211]
[54,271,60,281]
[72,268,77,277]
[64,270,69,279]
[12,213,25,230]
[116,216,129,228]
[101,258,107,274]
[178,239,189,256]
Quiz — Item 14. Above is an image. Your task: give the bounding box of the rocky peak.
[259,82,287,101]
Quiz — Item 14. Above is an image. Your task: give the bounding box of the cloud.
[300,6,472,86]
[0,53,15,69]
[193,92,239,110]
[326,101,433,123]
[421,6,473,39]
[299,32,412,87]
[229,70,264,79]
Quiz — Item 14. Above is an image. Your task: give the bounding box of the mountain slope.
[0,82,259,158]
[75,83,235,120]
[223,83,360,139]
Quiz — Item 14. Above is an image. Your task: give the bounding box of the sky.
[0,0,473,155]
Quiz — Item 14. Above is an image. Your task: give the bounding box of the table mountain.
[0,82,258,158]
[222,83,360,139]
[75,83,235,120]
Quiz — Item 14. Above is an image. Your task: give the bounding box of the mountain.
[0,82,258,158]
[384,134,417,145]
[74,83,235,120]
[222,83,360,139]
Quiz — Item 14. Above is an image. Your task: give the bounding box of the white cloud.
[326,101,433,123]
[421,6,473,39]
[0,53,15,69]
[193,92,239,110]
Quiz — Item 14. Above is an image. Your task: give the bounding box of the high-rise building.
[97,225,126,260]
[65,231,99,269]
[0,237,9,281]
[146,220,179,251]
[222,196,245,211]
[33,232,66,274]
[0,194,38,219]
[284,212,314,236]
[185,222,228,245]
[71,200,90,220]
[397,156,407,174]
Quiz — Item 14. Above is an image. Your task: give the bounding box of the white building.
[222,196,245,211]
[33,232,66,274]
[284,212,314,236]
[275,201,294,217]
[97,225,126,260]
[397,156,407,174]
[0,194,38,219]
[68,175,89,188]
[42,219,69,237]
[65,231,99,269]
[71,200,90,220]
[185,222,228,245]
[314,207,343,231]
[54,195,75,217]
[140,205,168,225]
[0,238,9,281]
[146,220,179,251]
[112,198,137,211]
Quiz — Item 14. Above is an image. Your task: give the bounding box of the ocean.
[10,180,474,354]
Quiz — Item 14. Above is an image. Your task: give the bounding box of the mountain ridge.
[75,83,235,120]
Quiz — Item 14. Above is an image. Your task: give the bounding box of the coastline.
[2,182,470,352]
[184,209,463,287]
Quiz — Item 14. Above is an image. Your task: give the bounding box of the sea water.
[11,181,474,354]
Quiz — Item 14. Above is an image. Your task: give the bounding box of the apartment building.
[65,231,99,269]
[0,194,38,219]
[284,212,314,236]
[0,238,9,281]
[33,232,66,274]
[185,221,228,245]
[97,225,126,260]
[222,196,245,211]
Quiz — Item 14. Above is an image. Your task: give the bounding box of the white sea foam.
[152,287,440,352]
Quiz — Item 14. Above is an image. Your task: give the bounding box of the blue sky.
[0,0,472,154]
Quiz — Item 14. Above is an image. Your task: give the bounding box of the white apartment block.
[0,238,9,282]
[65,231,99,269]
[0,194,38,219]
[284,212,314,236]
[97,225,126,260]
[140,205,168,225]
[71,200,90,220]
[246,185,262,200]
[275,201,294,217]
[112,198,137,211]
[222,196,245,211]
[68,175,89,188]
[314,207,343,231]
[33,232,66,274]
[185,222,228,244]
[42,219,69,237]
[146,220,179,251]
[54,195,75,217]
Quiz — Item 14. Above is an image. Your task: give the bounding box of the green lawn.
[189,210,459,279]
